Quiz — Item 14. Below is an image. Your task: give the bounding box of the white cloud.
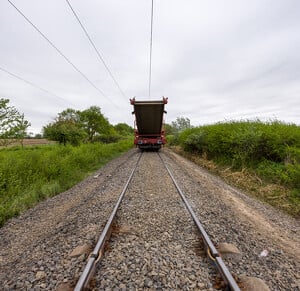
[0,0,299,134]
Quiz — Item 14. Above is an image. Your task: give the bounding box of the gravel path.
[0,148,299,290]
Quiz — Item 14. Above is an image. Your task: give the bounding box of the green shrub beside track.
[0,139,132,227]
[174,120,300,216]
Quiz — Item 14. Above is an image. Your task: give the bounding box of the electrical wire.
[0,66,75,106]
[65,0,127,101]
[148,0,154,99]
[7,0,120,109]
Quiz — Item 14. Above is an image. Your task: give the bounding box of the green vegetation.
[165,116,191,145]
[172,120,300,216]
[0,98,31,147]
[43,106,133,145]
[43,107,110,145]
[0,99,134,227]
[113,123,133,136]
[0,139,132,227]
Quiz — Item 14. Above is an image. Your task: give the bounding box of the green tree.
[34,133,43,139]
[171,117,191,133]
[80,106,110,142]
[43,108,86,146]
[14,113,31,147]
[43,120,86,146]
[0,98,31,146]
[43,106,113,145]
[164,123,175,136]
[58,108,81,123]
[114,123,133,136]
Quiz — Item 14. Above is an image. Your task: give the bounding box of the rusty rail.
[75,151,240,290]
[74,152,142,291]
[158,153,241,291]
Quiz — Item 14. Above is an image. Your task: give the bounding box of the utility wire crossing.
[148,0,154,99]
[7,0,120,109]
[0,66,75,106]
[65,0,127,101]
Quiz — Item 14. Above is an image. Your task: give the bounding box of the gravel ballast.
[94,151,217,290]
[0,148,299,290]
[0,149,139,290]
[162,149,300,290]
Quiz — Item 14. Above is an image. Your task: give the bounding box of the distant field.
[0,139,56,148]
[14,139,56,146]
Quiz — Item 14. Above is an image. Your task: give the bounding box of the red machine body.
[130,97,168,150]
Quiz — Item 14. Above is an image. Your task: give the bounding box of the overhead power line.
[7,0,119,109]
[149,0,154,98]
[65,0,127,101]
[0,65,75,106]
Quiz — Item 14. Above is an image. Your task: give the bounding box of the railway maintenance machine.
[130,97,168,150]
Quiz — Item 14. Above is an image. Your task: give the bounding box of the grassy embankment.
[0,139,133,227]
[168,120,300,217]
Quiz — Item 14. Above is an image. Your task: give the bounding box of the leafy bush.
[179,120,300,191]
[183,131,207,153]
[166,134,178,145]
[176,120,300,216]
[94,134,122,144]
[114,123,133,136]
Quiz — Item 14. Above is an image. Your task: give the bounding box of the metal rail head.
[74,152,142,291]
[158,153,240,291]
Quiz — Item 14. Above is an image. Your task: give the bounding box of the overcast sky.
[1,0,299,134]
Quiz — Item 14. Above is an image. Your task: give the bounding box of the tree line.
[1,98,192,147]
[43,106,132,145]
[0,98,132,146]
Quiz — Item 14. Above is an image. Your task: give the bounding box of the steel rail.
[74,152,143,291]
[158,153,240,291]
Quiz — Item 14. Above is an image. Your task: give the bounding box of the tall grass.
[177,120,300,216]
[0,139,132,226]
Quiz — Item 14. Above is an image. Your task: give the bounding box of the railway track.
[1,148,297,290]
[74,151,241,290]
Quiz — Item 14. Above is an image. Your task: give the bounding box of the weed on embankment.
[169,120,300,217]
[0,139,133,227]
